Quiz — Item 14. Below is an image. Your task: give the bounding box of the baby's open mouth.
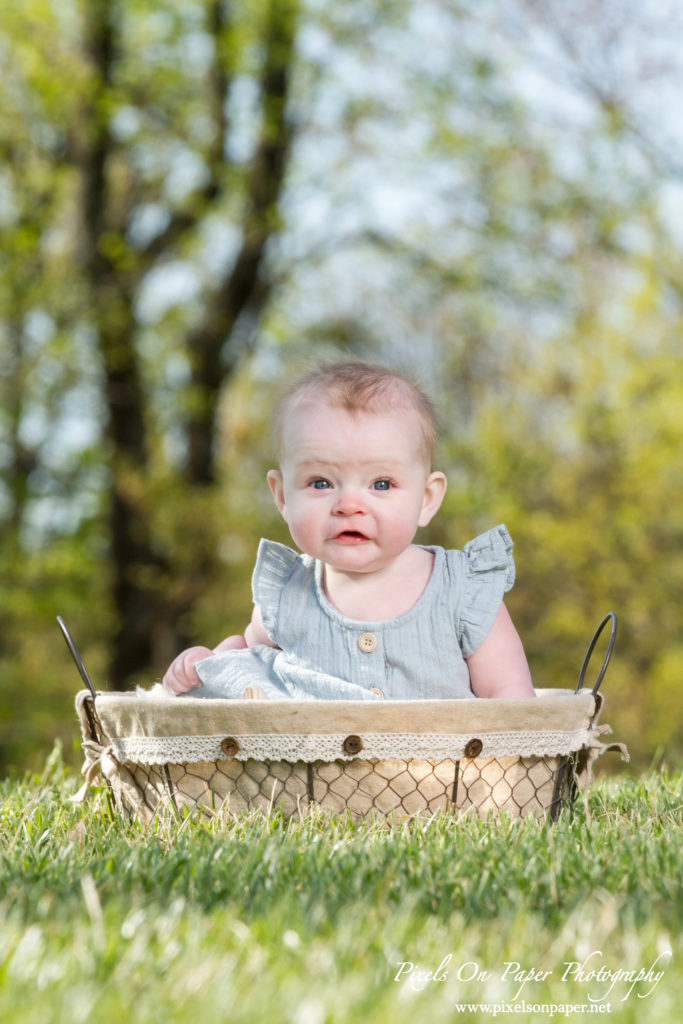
[335,530,369,541]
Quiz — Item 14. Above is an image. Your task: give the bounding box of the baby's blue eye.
[372,479,392,491]
[311,479,332,489]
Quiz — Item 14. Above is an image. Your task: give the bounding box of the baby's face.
[267,402,446,576]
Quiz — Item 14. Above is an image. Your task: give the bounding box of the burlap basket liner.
[74,688,625,823]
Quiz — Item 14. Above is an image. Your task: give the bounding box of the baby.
[163,360,535,701]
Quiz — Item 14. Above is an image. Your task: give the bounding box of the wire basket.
[69,615,627,824]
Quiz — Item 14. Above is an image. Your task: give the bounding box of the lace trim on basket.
[110,728,593,765]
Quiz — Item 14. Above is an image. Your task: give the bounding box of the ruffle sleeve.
[458,524,515,658]
[251,539,300,643]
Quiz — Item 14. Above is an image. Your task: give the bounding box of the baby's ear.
[418,471,447,527]
[267,470,287,518]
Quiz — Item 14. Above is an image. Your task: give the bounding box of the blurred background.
[1,0,682,775]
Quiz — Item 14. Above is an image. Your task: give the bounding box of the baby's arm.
[466,603,536,699]
[161,605,279,694]
[244,604,278,648]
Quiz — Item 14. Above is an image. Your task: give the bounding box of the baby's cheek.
[383,513,420,551]
[287,508,322,550]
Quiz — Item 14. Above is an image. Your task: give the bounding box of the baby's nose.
[333,489,366,514]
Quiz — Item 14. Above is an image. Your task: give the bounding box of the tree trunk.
[72,0,300,684]
[184,0,299,486]
[77,1,165,685]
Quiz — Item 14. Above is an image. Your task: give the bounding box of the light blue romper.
[192,524,515,701]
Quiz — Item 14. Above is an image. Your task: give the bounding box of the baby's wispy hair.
[271,360,439,466]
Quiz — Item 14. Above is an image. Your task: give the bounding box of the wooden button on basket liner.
[464,738,483,758]
[358,632,377,652]
[343,734,364,755]
[220,736,240,757]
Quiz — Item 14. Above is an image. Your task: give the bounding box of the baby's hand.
[162,635,249,695]
[162,646,213,694]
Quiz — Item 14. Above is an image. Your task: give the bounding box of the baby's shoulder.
[442,525,514,578]
[255,537,317,577]
[252,538,305,601]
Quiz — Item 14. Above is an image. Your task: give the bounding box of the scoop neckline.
[312,544,443,630]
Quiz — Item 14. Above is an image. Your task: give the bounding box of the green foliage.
[429,278,683,766]
[1,0,683,773]
[0,753,682,1022]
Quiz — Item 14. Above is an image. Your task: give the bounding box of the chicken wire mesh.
[96,750,579,825]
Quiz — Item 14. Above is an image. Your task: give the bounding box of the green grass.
[1,747,681,1023]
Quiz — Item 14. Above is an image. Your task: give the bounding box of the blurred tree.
[77,0,300,680]
[1,0,301,686]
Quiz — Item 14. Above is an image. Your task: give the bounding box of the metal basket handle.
[576,612,618,696]
[57,615,97,699]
